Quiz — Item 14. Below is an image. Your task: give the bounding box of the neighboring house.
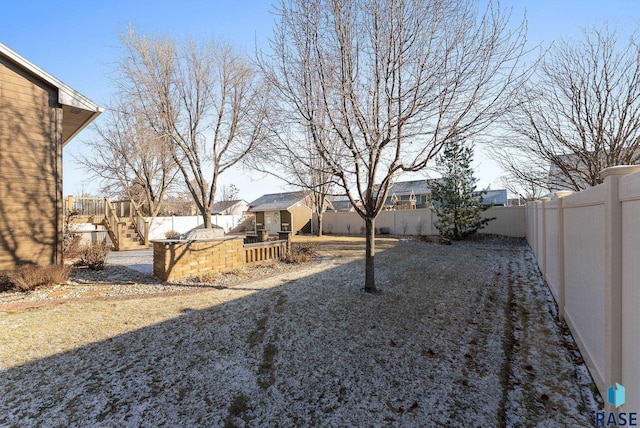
[327,199,357,212]
[379,179,507,209]
[382,179,434,209]
[548,151,640,192]
[248,191,328,235]
[211,199,248,216]
[0,43,102,271]
[473,189,507,206]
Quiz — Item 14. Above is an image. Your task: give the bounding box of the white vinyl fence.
[146,215,246,240]
[526,165,640,411]
[70,215,248,246]
[322,206,525,237]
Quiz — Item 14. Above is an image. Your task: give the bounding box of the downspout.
[55,105,63,265]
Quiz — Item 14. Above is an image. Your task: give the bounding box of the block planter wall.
[153,237,245,281]
[153,235,291,281]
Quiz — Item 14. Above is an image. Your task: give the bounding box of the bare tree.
[217,184,240,215]
[493,26,640,192]
[115,29,270,228]
[77,97,178,217]
[499,173,547,203]
[267,0,528,292]
[250,117,338,236]
[220,184,239,203]
[255,34,341,237]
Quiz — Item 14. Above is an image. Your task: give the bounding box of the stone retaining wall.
[153,236,290,281]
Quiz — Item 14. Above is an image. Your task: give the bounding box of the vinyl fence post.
[554,191,573,321]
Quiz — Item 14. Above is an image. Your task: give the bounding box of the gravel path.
[0,236,601,426]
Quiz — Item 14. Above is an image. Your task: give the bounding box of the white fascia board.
[0,42,103,114]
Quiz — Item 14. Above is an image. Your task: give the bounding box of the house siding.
[0,56,62,270]
[289,204,312,234]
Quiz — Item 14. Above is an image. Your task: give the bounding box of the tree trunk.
[316,212,323,237]
[364,217,376,293]
[201,207,212,228]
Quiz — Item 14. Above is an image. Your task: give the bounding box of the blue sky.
[2,0,640,201]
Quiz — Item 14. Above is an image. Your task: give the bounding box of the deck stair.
[65,196,149,251]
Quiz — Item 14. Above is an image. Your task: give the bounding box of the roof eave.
[0,42,103,138]
[62,109,102,147]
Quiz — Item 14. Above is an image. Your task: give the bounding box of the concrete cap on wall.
[600,165,640,178]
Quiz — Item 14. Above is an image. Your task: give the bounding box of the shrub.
[63,232,83,258]
[165,230,180,239]
[4,264,71,292]
[283,242,317,264]
[0,273,12,293]
[79,243,110,270]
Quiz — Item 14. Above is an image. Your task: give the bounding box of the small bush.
[0,273,13,293]
[63,213,83,258]
[283,242,317,264]
[4,264,71,292]
[165,230,180,239]
[79,243,110,270]
[63,232,83,258]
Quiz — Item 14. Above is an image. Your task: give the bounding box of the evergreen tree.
[429,141,494,240]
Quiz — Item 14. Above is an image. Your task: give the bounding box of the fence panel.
[322,206,524,237]
[620,171,640,411]
[543,200,560,302]
[562,184,607,389]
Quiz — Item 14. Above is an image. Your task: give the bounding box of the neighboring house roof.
[328,200,355,212]
[385,179,435,196]
[0,42,103,145]
[211,199,247,214]
[248,191,311,212]
[474,189,508,206]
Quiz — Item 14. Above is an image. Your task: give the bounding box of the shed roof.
[0,43,103,145]
[248,191,310,212]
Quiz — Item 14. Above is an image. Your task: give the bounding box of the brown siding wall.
[288,204,312,234]
[0,57,62,270]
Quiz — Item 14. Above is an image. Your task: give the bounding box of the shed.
[247,191,316,235]
[0,43,102,270]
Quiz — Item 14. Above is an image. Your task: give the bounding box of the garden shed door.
[264,211,281,235]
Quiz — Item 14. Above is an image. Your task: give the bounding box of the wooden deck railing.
[64,196,107,218]
[65,196,149,249]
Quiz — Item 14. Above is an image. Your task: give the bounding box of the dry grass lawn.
[0,235,600,426]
